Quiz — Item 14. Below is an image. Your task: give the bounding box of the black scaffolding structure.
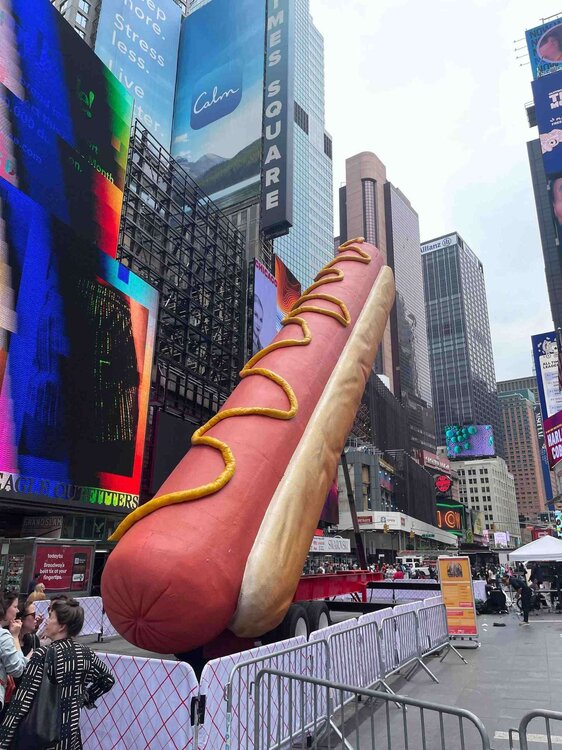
[118,123,246,498]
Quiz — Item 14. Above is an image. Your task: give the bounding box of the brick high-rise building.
[499,391,547,519]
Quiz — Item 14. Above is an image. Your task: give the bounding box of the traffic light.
[383,523,390,534]
[409,530,415,540]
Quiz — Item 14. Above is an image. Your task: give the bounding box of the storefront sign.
[434,474,452,494]
[357,515,373,525]
[35,545,93,592]
[309,536,351,553]
[21,516,63,539]
[438,556,478,638]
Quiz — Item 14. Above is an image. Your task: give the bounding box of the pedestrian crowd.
[472,561,561,624]
[308,561,438,579]
[0,584,115,749]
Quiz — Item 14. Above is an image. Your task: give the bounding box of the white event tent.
[508,535,562,562]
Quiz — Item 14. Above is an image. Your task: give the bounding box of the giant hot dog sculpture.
[102,238,395,654]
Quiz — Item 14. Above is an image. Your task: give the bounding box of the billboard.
[532,70,562,177]
[532,332,562,419]
[95,0,181,149]
[171,0,267,210]
[544,410,562,468]
[260,0,294,237]
[274,254,301,331]
[0,0,133,256]
[35,544,93,592]
[526,20,562,80]
[0,178,158,512]
[252,261,277,355]
[445,424,495,459]
[436,502,463,534]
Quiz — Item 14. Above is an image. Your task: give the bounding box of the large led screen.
[274,254,301,332]
[252,261,277,356]
[532,331,562,419]
[95,0,181,149]
[0,0,133,256]
[171,0,266,210]
[445,424,495,459]
[532,70,562,178]
[0,178,158,512]
[526,20,562,80]
[544,410,562,469]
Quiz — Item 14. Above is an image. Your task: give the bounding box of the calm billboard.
[171,0,266,210]
[95,0,181,149]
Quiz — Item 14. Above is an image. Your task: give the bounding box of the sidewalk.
[360,609,562,748]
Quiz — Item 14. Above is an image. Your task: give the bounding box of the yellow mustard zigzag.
[109,238,371,542]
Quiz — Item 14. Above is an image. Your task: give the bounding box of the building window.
[361,179,377,245]
[78,0,90,11]
[60,0,71,13]
[294,102,309,134]
[75,26,86,38]
[324,133,332,160]
[75,12,87,28]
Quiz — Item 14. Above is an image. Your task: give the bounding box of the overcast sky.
[310,0,561,382]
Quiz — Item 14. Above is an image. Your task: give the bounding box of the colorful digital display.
[0,0,133,256]
[0,178,158,512]
[95,0,181,149]
[436,502,463,535]
[274,254,301,331]
[252,261,277,356]
[526,20,562,80]
[171,0,266,210]
[445,424,495,459]
[532,331,562,419]
[532,70,562,178]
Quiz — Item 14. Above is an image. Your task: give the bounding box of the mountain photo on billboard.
[171,0,266,208]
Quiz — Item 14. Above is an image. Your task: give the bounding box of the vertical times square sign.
[260,0,294,238]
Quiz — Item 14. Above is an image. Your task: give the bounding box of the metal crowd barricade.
[416,602,467,665]
[509,709,562,750]
[35,596,104,639]
[222,639,330,750]
[80,652,199,749]
[253,669,494,750]
[377,609,440,686]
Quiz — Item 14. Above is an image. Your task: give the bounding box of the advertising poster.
[274,255,301,331]
[532,71,562,177]
[526,20,562,80]
[0,0,133,256]
[171,0,266,209]
[252,261,277,355]
[35,545,93,592]
[0,178,158,512]
[544,410,562,468]
[95,0,181,149]
[438,556,478,637]
[445,424,495,458]
[532,332,562,419]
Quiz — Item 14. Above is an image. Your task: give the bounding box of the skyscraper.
[499,390,546,519]
[497,375,553,502]
[273,0,334,290]
[422,232,504,457]
[339,152,435,450]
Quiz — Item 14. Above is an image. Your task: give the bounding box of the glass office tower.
[274,0,334,289]
[422,233,504,457]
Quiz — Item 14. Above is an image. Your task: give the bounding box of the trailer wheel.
[303,601,331,633]
[278,604,310,640]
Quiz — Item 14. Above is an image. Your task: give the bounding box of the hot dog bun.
[101,240,395,654]
[230,264,394,636]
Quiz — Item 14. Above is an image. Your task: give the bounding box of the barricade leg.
[439,642,469,664]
